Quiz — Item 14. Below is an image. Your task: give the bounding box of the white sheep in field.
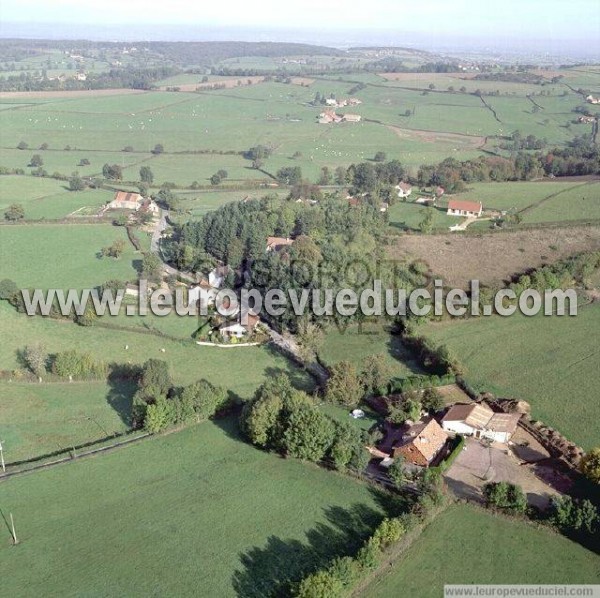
[160,348,166,353]
[124,345,129,351]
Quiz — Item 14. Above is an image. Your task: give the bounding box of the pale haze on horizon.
[1,0,599,44]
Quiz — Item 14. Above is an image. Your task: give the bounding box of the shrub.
[483,481,527,514]
[580,447,600,483]
[23,343,47,377]
[0,278,18,300]
[296,570,344,598]
[52,350,107,379]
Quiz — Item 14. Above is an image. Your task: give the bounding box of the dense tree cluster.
[131,359,229,432]
[417,138,599,192]
[240,374,370,471]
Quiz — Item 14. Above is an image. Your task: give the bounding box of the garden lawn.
[421,303,600,449]
[0,420,386,597]
[363,503,600,598]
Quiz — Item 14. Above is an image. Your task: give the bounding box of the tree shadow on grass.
[231,502,384,598]
[262,344,316,393]
[105,367,139,427]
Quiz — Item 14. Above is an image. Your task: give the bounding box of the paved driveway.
[444,438,560,509]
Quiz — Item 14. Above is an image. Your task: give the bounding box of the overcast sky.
[1,0,599,45]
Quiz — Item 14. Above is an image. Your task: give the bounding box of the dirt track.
[387,225,600,288]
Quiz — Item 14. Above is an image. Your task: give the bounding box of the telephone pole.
[9,513,18,545]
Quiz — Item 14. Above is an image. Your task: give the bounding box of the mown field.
[0,381,134,463]
[363,503,600,597]
[0,223,147,289]
[422,303,600,449]
[0,303,312,399]
[0,420,386,597]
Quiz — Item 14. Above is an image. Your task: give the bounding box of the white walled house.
[441,403,521,444]
[395,182,413,198]
[107,191,144,211]
[447,199,483,218]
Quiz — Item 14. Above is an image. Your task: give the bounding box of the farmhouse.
[395,182,413,198]
[219,310,260,338]
[266,236,294,252]
[318,109,342,124]
[139,198,160,215]
[586,94,600,104]
[107,191,144,211]
[441,403,521,443]
[447,199,483,218]
[390,418,449,467]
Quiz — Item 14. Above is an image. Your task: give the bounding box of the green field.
[319,321,423,377]
[0,303,312,398]
[388,200,458,231]
[0,381,134,462]
[0,420,386,597]
[0,223,146,289]
[363,503,600,597]
[422,303,600,449]
[0,175,113,219]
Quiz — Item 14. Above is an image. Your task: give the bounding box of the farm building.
[318,109,342,124]
[266,236,294,252]
[342,113,361,122]
[447,199,483,218]
[441,403,521,443]
[390,418,448,467]
[140,198,160,215]
[107,191,144,211]
[395,182,413,198]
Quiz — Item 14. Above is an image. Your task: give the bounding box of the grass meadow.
[318,321,423,377]
[422,303,600,449]
[0,303,312,399]
[0,175,113,219]
[0,223,146,289]
[0,419,387,597]
[0,381,134,462]
[2,72,588,188]
[363,503,600,597]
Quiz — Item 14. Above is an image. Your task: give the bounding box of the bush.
[23,343,47,377]
[296,570,344,598]
[52,350,107,380]
[0,278,18,300]
[483,481,527,514]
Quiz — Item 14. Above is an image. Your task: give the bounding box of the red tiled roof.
[113,191,142,204]
[447,199,482,213]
